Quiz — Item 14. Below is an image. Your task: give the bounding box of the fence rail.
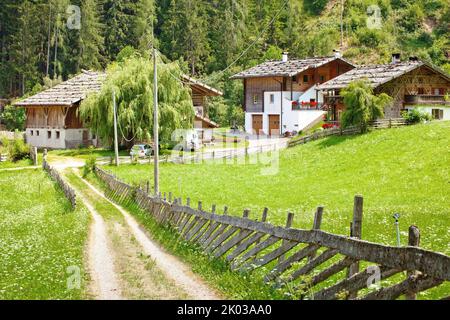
[95,166,450,300]
[288,118,408,148]
[43,158,76,209]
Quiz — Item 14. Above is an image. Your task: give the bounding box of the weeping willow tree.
[79,55,194,146]
[341,80,392,133]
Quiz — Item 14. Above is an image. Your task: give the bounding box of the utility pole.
[153,48,159,194]
[340,0,344,49]
[113,90,119,166]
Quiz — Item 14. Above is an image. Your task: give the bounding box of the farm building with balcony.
[317,55,450,123]
[230,52,354,135]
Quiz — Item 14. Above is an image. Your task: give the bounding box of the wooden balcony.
[292,102,324,111]
[404,95,448,105]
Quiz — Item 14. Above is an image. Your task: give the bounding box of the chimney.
[282,52,289,63]
[391,53,401,64]
[333,49,342,58]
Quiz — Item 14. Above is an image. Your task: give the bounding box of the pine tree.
[78,0,105,70]
[160,0,209,75]
[102,0,133,60]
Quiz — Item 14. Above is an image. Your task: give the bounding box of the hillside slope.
[106,121,450,256]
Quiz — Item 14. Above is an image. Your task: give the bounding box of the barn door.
[82,130,89,144]
[268,115,280,136]
[252,115,263,135]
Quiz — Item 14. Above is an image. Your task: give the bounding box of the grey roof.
[182,75,223,96]
[317,61,450,90]
[15,70,106,107]
[230,56,355,79]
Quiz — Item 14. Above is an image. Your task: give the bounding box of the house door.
[268,115,280,136]
[252,115,263,135]
[82,130,89,144]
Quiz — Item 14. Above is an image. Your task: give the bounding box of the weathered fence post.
[42,148,48,167]
[308,206,324,261]
[198,201,202,211]
[405,225,420,300]
[146,180,150,194]
[313,206,324,230]
[186,197,191,207]
[347,195,363,298]
[279,212,294,263]
[33,146,38,166]
[211,204,216,214]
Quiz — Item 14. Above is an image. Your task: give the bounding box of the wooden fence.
[288,118,408,148]
[95,166,450,300]
[43,158,76,209]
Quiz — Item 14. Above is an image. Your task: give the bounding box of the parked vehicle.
[130,144,153,158]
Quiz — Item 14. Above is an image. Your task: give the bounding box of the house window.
[253,94,259,104]
[292,76,297,82]
[36,130,39,136]
[56,131,60,139]
[47,131,52,139]
[320,75,326,82]
[303,75,309,83]
[270,94,275,104]
[432,109,443,120]
[418,88,424,95]
[30,130,34,136]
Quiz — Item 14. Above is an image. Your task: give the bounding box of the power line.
[201,0,290,83]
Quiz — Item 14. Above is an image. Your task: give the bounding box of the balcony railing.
[292,102,323,111]
[404,95,448,104]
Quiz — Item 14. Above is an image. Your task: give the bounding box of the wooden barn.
[14,70,105,149]
[318,56,450,122]
[182,75,222,141]
[14,70,222,149]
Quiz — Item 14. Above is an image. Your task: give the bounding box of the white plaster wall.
[406,106,450,121]
[245,90,326,134]
[25,128,95,149]
[26,128,66,149]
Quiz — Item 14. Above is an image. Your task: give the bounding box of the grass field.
[0,169,90,299]
[102,121,450,256]
[83,171,286,300]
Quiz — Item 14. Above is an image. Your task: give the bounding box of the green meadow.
[0,169,90,299]
[103,121,450,256]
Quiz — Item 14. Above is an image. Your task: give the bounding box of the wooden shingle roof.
[15,70,105,107]
[230,56,355,79]
[317,61,450,90]
[182,75,223,96]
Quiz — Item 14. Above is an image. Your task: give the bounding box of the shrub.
[341,80,392,133]
[2,138,30,162]
[82,155,97,177]
[0,105,26,131]
[401,109,432,124]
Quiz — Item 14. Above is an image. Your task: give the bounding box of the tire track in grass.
[75,171,221,300]
[68,179,122,300]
